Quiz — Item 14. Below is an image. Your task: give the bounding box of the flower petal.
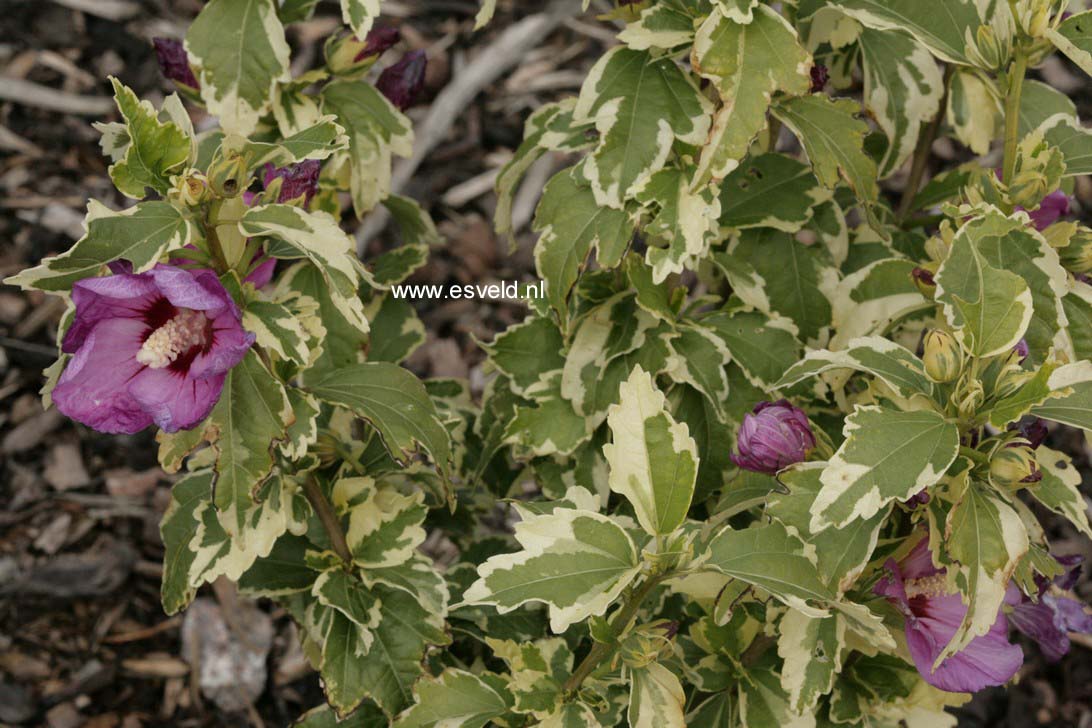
[148,266,230,316]
[1010,600,1070,662]
[53,318,152,434]
[128,366,225,433]
[62,273,160,352]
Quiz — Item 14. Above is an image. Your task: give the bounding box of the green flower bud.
[971,24,1005,70]
[912,266,938,300]
[207,152,250,198]
[957,379,985,421]
[1060,228,1092,274]
[923,330,963,383]
[169,169,210,207]
[989,445,1039,488]
[993,366,1032,400]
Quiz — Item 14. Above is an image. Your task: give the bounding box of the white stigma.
[904,573,950,600]
[136,308,207,369]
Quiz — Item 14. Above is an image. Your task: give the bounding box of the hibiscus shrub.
[10,0,1092,726]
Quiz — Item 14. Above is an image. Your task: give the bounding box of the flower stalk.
[1001,49,1029,197]
[302,476,354,568]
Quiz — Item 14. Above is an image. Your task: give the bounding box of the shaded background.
[1,0,1091,725]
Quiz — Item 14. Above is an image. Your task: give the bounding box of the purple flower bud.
[1010,417,1049,450]
[911,267,935,287]
[906,490,931,509]
[731,400,816,475]
[376,49,427,111]
[1013,338,1029,363]
[152,37,199,90]
[809,64,829,93]
[263,160,321,205]
[355,26,401,62]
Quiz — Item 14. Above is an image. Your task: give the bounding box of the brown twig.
[896,66,953,222]
[302,476,353,566]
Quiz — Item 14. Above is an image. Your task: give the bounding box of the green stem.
[302,476,354,567]
[563,573,667,694]
[1001,50,1028,196]
[896,66,953,222]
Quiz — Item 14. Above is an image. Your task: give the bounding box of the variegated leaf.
[394,669,514,728]
[636,165,721,283]
[340,0,380,39]
[331,477,428,569]
[618,0,698,51]
[482,315,566,396]
[244,299,311,364]
[461,508,643,633]
[160,469,214,615]
[103,79,192,198]
[774,336,934,401]
[828,0,981,63]
[504,372,591,457]
[1032,361,1092,432]
[692,5,811,183]
[186,0,291,135]
[604,366,698,536]
[718,154,829,233]
[629,662,686,728]
[573,47,712,208]
[1046,10,1092,77]
[812,406,960,532]
[1036,112,1092,176]
[777,610,844,714]
[946,69,1001,156]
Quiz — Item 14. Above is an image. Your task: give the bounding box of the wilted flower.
[263,160,321,205]
[875,539,1023,693]
[809,64,829,93]
[730,400,815,475]
[1007,555,1092,661]
[376,49,427,111]
[152,37,199,91]
[52,264,254,434]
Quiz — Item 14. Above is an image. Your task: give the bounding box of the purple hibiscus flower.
[52,264,255,435]
[376,49,427,111]
[263,160,321,205]
[1024,189,1070,231]
[152,37,199,91]
[730,400,816,475]
[1007,555,1092,662]
[875,539,1023,693]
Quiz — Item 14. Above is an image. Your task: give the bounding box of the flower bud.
[326,26,400,76]
[152,37,199,92]
[207,153,250,198]
[957,380,985,421]
[731,400,816,475]
[376,50,427,111]
[809,64,829,93]
[1010,417,1049,450]
[994,366,1032,400]
[990,445,1040,488]
[1060,228,1092,274]
[923,330,962,383]
[971,24,1005,70]
[912,266,937,299]
[263,160,321,205]
[169,170,210,207]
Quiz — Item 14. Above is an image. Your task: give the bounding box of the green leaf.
[237,534,317,596]
[294,702,387,728]
[628,662,686,728]
[365,295,425,364]
[812,406,959,531]
[771,95,879,226]
[857,27,944,176]
[723,229,836,343]
[231,115,348,170]
[718,154,829,232]
[1028,446,1092,538]
[1037,113,1092,176]
[503,372,591,457]
[482,315,566,396]
[241,204,370,335]
[322,80,414,216]
[5,201,191,292]
[314,567,383,631]
[704,309,800,389]
[309,362,453,481]
[461,508,643,633]
[1046,10,1092,76]
[1062,286,1092,361]
[740,666,814,728]
[773,336,934,402]
[186,0,290,135]
[935,211,1035,357]
[104,79,191,198]
[1031,361,1092,432]
[332,477,428,569]
[604,366,698,535]
[828,0,981,63]
[573,47,712,207]
[769,464,888,594]
[618,0,698,51]
[204,351,293,534]
[693,5,811,183]
[636,166,721,283]
[666,324,732,417]
[777,610,844,714]
[244,299,312,365]
[1018,80,1076,138]
[533,167,635,324]
[280,262,366,377]
[394,670,514,728]
[705,520,835,617]
[340,0,380,39]
[159,470,213,615]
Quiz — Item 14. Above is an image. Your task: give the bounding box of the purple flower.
[52,264,254,435]
[355,26,401,62]
[1007,555,1092,662]
[1010,417,1048,450]
[809,64,829,93]
[1024,190,1070,231]
[875,540,1023,693]
[376,50,427,111]
[730,400,815,475]
[1013,338,1029,363]
[152,38,199,90]
[263,160,321,205]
